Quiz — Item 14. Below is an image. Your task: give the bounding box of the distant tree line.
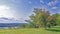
[25,8,60,29]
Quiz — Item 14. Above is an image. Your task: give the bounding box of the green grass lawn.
[0,27,60,34]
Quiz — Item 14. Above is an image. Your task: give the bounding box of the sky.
[0,0,60,23]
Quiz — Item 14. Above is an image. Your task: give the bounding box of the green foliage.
[56,14,60,25]
[25,8,58,28]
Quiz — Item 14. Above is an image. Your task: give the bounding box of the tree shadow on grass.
[46,29,60,32]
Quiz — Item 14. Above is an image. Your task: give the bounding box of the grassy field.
[0,26,60,34]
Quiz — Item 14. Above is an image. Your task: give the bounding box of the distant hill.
[0,23,27,27]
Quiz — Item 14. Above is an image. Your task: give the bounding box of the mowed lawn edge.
[0,28,59,34]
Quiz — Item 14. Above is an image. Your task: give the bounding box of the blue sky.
[0,0,60,23]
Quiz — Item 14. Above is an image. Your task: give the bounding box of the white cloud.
[11,0,20,3]
[28,1,32,4]
[0,5,19,18]
[40,0,44,3]
[12,0,16,2]
[48,1,55,6]
[47,0,59,6]
[51,6,58,9]
[0,17,22,23]
[0,5,10,10]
